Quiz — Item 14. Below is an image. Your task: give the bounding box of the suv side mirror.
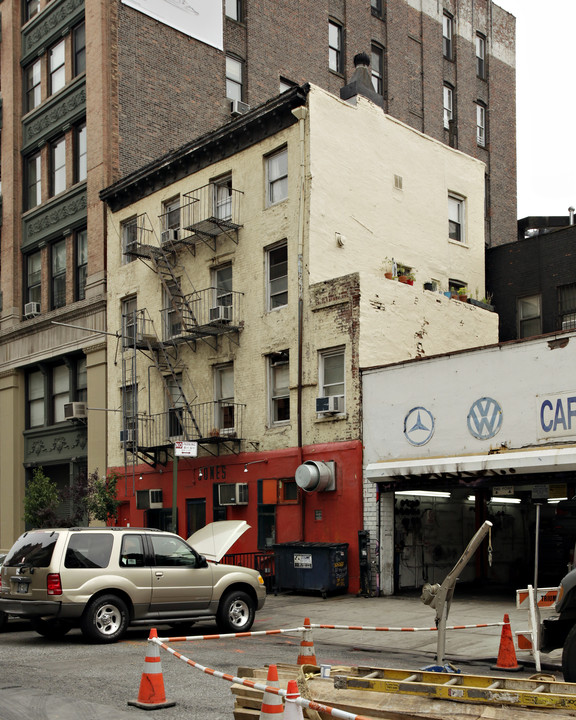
[198,555,208,568]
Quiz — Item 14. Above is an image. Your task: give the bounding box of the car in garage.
[0,521,266,643]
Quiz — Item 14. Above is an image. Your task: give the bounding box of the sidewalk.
[258,588,562,669]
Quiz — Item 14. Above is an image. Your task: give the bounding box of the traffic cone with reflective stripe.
[283,679,304,720]
[259,664,283,719]
[297,618,317,665]
[128,628,176,709]
[491,614,523,672]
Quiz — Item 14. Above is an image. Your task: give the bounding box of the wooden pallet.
[232,664,576,720]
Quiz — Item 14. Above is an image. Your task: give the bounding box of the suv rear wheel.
[216,590,255,633]
[81,594,128,644]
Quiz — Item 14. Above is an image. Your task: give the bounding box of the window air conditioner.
[120,429,136,444]
[209,305,233,323]
[230,99,250,116]
[24,301,41,318]
[136,489,163,510]
[161,228,180,244]
[218,483,248,506]
[64,402,87,420]
[316,395,345,414]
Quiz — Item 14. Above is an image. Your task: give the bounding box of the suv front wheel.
[217,590,255,633]
[81,594,129,643]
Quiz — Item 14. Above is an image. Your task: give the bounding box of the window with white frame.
[167,375,184,438]
[51,239,66,309]
[122,295,138,348]
[476,33,486,79]
[266,241,288,310]
[226,55,243,101]
[49,39,66,95]
[161,197,180,242]
[26,152,42,209]
[319,348,345,407]
[518,295,542,338]
[448,194,465,243]
[50,136,66,196]
[27,250,42,305]
[25,59,42,112]
[122,217,138,263]
[75,229,87,301]
[225,0,241,21]
[371,44,384,95]
[52,363,70,423]
[476,103,486,147]
[266,147,288,206]
[75,122,87,183]
[215,364,235,431]
[27,370,45,428]
[329,20,343,73]
[269,351,290,424]
[443,12,453,60]
[443,84,453,130]
[212,264,233,308]
[213,175,232,220]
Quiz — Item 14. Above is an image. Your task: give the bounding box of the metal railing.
[221,552,275,592]
[160,287,243,336]
[131,402,245,448]
[182,183,243,237]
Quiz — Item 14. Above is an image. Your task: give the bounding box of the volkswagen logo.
[467,397,503,440]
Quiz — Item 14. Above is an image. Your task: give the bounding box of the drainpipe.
[292,105,308,540]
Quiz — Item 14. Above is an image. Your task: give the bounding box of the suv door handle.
[155,571,164,578]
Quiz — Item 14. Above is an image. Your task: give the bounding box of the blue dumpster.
[273,542,348,597]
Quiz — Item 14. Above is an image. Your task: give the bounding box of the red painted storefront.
[110,440,364,593]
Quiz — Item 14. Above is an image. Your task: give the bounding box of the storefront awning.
[366,447,576,482]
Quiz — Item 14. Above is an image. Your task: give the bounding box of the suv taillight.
[47,573,62,596]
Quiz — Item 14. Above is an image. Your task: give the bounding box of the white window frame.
[49,39,66,95]
[265,147,288,206]
[319,347,345,411]
[371,44,384,95]
[226,55,243,101]
[268,352,290,425]
[266,241,288,310]
[443,12,453,60]
[476,33,486,79]
[215,364,235,431]
[213,174,232,220]
[448,194,465,244]
[225,0,241,21]
[212,264,233,308]
[121,217,138,264]
[329,20,342,73]
[518,295,542,338]
[476,103,486,147]
[443,85,453,130]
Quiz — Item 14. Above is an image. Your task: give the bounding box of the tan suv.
[0,521,266,643]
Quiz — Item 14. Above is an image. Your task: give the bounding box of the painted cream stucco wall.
[358,271,498,367]
[105,82,497,470]
[306,86,487,298]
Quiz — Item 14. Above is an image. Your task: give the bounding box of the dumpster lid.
[187,521,250,562]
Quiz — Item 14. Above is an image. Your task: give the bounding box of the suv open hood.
[187,521,250,562]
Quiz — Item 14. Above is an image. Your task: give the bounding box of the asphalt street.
[0,589,563,720]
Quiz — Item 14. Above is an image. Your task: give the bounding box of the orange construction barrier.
[128,628,176,709]
[297,618,317,665]
[260,664,283,719]
[491,614,522,672]
[283,679,304,720]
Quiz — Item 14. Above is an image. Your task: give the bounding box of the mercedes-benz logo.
[404,407,435,446]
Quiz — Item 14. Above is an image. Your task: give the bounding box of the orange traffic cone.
[297,618,317,665]
[491,614,523,672]
[128,628,176,709]
[284,679,304,720]
[260,664,283,719]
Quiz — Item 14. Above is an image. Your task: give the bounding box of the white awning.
[366,447,576,481]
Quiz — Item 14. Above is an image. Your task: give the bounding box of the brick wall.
[114,0,515,246]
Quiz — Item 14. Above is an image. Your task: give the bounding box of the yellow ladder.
[334,667,576,710]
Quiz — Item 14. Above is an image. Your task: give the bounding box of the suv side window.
[120,535,145,567]
[4,531,59,567]
[65,533,113,569]
[150,535,198,567]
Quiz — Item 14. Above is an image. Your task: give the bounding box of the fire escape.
[120,182,245,469]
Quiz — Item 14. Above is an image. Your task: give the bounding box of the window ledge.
[314,412,348,423]
[448,239,469,249]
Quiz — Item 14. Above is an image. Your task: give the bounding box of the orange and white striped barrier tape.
[150,635,375,720]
